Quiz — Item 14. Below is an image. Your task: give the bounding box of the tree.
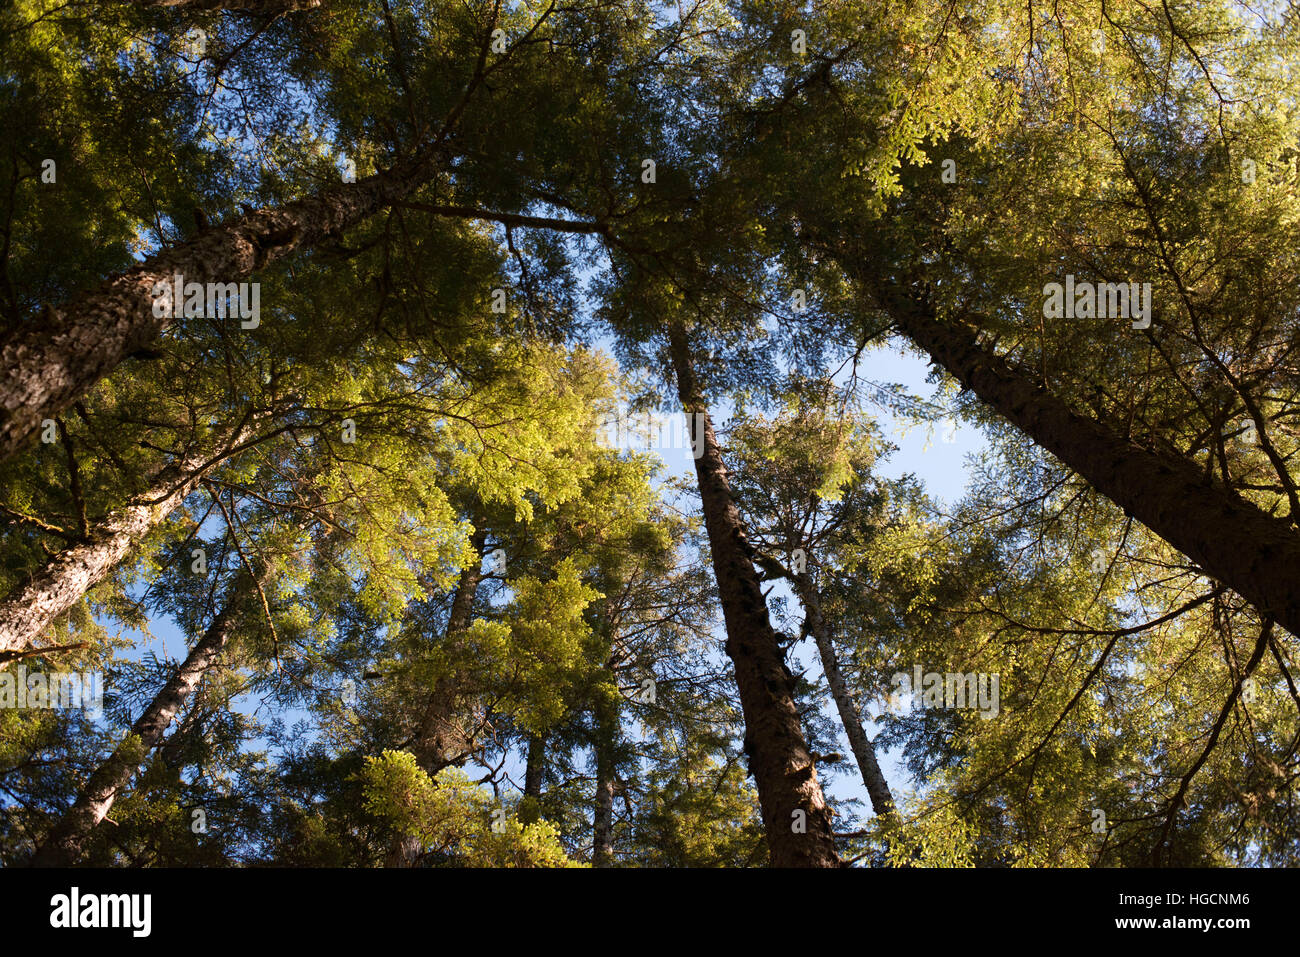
[726,382,904,819]
[665,321,841,866]
[5,0,1300,871]
[30,567,263,866]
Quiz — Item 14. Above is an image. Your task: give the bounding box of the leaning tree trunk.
[30,574,253,866]
[793,572,896,819]
[386,526,488,867]
[849,276,1300,639]
[1,23,502,465]
[0,146,444,465]
[666,320,841,868]
[0,422,260,662]
[794,200,1300,637]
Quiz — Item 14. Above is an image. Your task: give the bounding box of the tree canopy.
[2,0,1298,869]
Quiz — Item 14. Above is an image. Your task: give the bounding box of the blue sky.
[101,45,988,839]
[110,332,981,848]
[612,336,986,826]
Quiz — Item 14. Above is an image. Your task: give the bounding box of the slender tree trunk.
[793,573,895,818]
[855,280,1300,638]
[30,575,252,866]
[0,423,258,661]
[591,695,617,866]
[666,320,841,868]
[0,155,435,465]
[593,769,615,867]
[386,527,487,867]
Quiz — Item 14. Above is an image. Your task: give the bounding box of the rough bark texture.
[523,734,544,801]
[30,577,250,866]
[666,321,841,868]
[386,527,487,867]
[593,767,615,866]
[794,572,895,818]
[0,158,432,465]
[0,423,257,661]
[591,696,617,866]
[409,526,487,773]
[859,282,1300,639]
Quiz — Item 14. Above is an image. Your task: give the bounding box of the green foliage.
[3,0,1299,870]
[632,742,767,868]
[359,750,582,867]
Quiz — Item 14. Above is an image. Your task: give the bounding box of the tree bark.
[524,733,544,801]
[0,422,258,661]
[593,768,615,867]
[518,733,546,825]
[793,572,896,818]
[386,526,487,867]
[30,575,252,866]
[591,695,617,866]
[409,526,487,773]
[665,320,841,867]
[853,280,1300,639]
[0,155,434,465]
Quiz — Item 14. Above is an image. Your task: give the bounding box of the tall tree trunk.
[386,526,487,867]
[593,767,615,867]
[0,423,259,661]
[519,733,545,825]
[666,320,841,867]
[524,734,544,801]
[1,18,503,467]
[793,573,895,818]
[409,526,487,773]
[591,695,617,866]
[851,278,1300,638]
[0,149,446,464]
[30,574,253,866]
